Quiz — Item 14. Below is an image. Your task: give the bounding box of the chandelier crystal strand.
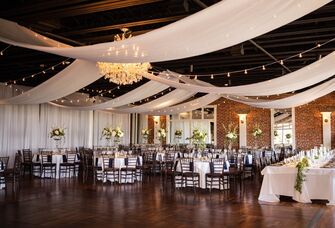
[97,62,151,85]
[97,28,151,85]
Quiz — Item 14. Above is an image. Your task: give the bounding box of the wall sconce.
[153,116,160,125]
[321,112,331,124]
[237,114,247,124]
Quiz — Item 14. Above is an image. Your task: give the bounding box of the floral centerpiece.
[50,127,65,140]
[252,123,262,148]
[141,128,150,143]
[222,123,238,150]
[141,128,150,137]
[286,133,292,144]
[157,128,167,144]
[112,127,124,144]
[252,124,263,137]
[174,129,183,144]
[187,129,207,150]
[50,127,65,149]
[174,129,182,139]
[101,127,113,140]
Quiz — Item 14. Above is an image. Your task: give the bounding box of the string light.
[244,69,248,74]
[164,37,335,79]
[211,74,214,79]
[0,45,11,56]
[3,58,71,85]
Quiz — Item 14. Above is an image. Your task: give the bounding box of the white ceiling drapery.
[49,81,169,110]
[112,89,196,113]
[143,52,335,95]
[225,78,335,109]
[0,0,330,63]
[146,94,221,115]
[0,60,102,104]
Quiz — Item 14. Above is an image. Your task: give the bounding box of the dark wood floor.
[0,175,334,228]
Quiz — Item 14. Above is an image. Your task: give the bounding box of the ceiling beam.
[61,15,186,36]
[13,0,164,21]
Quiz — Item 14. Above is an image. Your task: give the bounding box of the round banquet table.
[95,156,143,184]
[176,159,230,189]
[32,153,79,178]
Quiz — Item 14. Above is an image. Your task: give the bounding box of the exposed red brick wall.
[295,92,335,150]
[147,115,154,144]
[212,98,271,149]
[160,116,167,144]
[147,115,167,144]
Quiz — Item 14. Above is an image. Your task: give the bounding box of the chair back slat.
[127,157,137,168]
[180,158,193,172]
[0,157,9,170]
[22,149,33,163]
[210,158,224,174]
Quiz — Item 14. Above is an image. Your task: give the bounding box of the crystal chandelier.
[97,28,151,85]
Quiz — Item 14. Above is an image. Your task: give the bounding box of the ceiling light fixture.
[97,28,151,85]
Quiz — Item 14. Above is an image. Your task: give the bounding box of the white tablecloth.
[176,160,230,189]
[33,154,79,179]
[96,156,143,183]
[259,166,335,205]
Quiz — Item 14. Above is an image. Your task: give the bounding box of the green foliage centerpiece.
[157,128,167,145]
[294,157,310,194]
[141,128,150,143]
[252,123,263,148]
[222,123,238,150]
[187,129,207,150]
[174,129,182,144]
[50,127,65,149]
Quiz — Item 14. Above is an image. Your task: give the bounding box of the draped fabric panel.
[0,60,102,104]
[170,120,191,144]
[93,111,130,147]
[143,52,335,95]
[38,104,92,149]
[114,89,196,113]
[0,104,40,162]
[0,105,131,160]
[49,81,169,110]
[0,0,329,63]
[170,120,211,144]
[147,94,221,115]
[225,78,335,109]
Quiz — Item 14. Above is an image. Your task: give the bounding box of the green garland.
[294,157,309,193]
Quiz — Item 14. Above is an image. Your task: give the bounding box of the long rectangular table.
[259,165,335,205]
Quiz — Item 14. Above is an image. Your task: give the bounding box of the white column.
[321,112,332,149]
[292,108,296,150]
[87,110,94,148]
[270,109,275,149]
[238,114,247,147]
[166,115,170,144]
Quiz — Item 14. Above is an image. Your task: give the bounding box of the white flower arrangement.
[112,127,124,138]
[174,129,182,138]
[141,128,150,137]
[101,127,113,140]
[222,123,238,142]
[187,129,207,149]
[50,127,65,140]
[101,126,124,140]
[252,124,263,137]
[157,128,167,139]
